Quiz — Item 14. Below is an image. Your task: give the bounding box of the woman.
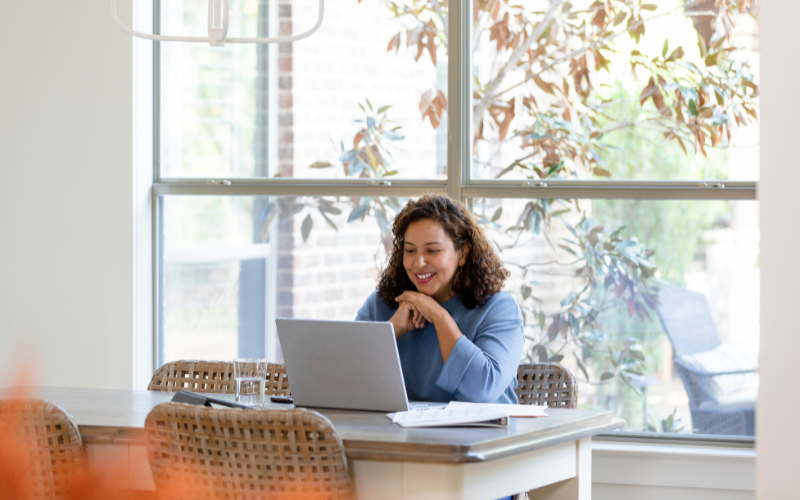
[356,194,524,404]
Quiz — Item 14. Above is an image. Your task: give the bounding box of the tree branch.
[472,0,500,52]
[430,0,448,41]
[473,0,565,135]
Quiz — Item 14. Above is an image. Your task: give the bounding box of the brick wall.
[275,0,445,328]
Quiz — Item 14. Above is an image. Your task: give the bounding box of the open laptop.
[276,318,444,412]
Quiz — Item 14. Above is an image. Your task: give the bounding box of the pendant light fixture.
[111,0,324,46]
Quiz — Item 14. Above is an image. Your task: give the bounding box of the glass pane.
[471,1,759,181]
[470,197,759,437]
[160,0,447,179]
[159,194,402,363]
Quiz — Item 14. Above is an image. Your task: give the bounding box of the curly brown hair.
[376,194,510,309]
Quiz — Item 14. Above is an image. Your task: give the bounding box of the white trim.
[593,441,755,492]
[757,1,800,498]
[132,0,154,390]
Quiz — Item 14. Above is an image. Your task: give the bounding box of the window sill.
[592,439,755,493]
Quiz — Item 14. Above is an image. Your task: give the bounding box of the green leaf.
[697,33,707,58]
[548,354,564,363]
[627,346,646,361]
[531,211,542,237]
[366,99,374,112]
[704,52,720,67]
[593,166,612,177]
[640,4,657,11]
[318,204,342,215]
[491,207,503,223]
[377,105,392,114]
[309,160,333,169]
[667,46,685,62]
[536,345,548,362]
[551,209,571,217]
[600,372,614,381]
[547,316,560,342]
[347,203,370,223]
[282,202,305,219]
[301,214,313,242]
[575,356,590,381]
[320,212,338,232]
[375,208,391,238]
[688,99,698,117]
[569,313,580,337]
[662,39,668,58]
[559,244,578,256]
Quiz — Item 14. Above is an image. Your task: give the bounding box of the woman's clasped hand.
[391,291,442,333]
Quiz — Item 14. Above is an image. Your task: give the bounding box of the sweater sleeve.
[355,290,380,322]
[435,293,524,403]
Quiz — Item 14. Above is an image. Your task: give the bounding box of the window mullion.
[448,0,471,203]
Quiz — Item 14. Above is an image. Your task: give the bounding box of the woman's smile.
[415,272,436,284]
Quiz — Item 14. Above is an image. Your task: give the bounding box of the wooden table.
[3,387,623,500]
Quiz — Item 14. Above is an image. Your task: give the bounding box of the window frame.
[150,0,758,444]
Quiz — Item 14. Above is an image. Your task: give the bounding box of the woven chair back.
[515,363,578,408]
[144,403,354,500]
[147,360,291,395]
[0,399,85,499]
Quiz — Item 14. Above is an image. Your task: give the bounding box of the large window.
[155,0,759,438]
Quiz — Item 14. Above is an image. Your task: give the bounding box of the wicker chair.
[515,362,578,409]
[0,399,86,499]
[144,403,354,500]
[147,360,291,396]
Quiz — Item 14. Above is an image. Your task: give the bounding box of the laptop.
[275,318,444,412]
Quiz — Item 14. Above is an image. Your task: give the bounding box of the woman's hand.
[389,301,425,338]
[396,291,463,362]
[395,291,445,326]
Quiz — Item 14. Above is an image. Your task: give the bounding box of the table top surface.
[2,386,624,463]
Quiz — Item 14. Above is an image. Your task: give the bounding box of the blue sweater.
[356,290,524,404]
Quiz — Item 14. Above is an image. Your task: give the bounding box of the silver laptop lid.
[275,318,410,412]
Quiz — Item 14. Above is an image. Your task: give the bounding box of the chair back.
[144,403,353,500]
[148,360,291,395]
[515,363,578,408]
[0,399,85,499]
[656,286,721,356]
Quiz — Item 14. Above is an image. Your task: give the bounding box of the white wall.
[0,0,137,389]
[757,1,800,498]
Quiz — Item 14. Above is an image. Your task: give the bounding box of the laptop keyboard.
[408,402,447,411]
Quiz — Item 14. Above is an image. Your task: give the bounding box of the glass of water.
[233,358,267,408]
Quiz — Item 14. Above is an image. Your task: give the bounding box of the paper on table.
[445,401,548,418]
[390,406,509,428]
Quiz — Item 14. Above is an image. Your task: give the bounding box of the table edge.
[80,417,625,464]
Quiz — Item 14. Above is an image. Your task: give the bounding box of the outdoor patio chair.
[656,286,757,436]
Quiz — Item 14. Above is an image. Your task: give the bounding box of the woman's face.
[402,219,467,303]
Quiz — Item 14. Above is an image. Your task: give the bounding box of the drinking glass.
[233,358,267,408]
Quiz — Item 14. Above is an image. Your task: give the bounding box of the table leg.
[529,437,591,500]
